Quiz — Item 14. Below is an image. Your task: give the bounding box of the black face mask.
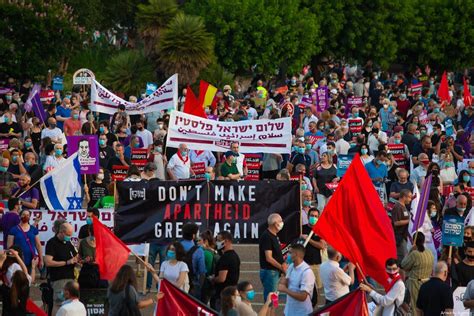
[372,128,379,134]
[466,254,474,261]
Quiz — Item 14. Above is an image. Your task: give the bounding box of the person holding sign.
[220,151,241,180]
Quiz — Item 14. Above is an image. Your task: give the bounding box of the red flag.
[464,77,472,107]
[93,217,130,280]
[155,279,218,316]
[312,289,368,315]
[26,299,47,316]
[197,80,217,108]
[183,86,206,118]
[438,71,451,105]
[313,154,396,289]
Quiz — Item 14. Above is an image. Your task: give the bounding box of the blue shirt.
[365,160,387,183]
[180,239,206,278]
[56,105,71,130]
[9,225,38,266]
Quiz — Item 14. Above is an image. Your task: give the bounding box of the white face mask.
[235,296,241,304]
[276,222,284,231]
[97,173,104,180]
[216,241,225,250]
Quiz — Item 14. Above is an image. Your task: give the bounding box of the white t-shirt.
[167,153,191,179]
[284,261,315,316]
[41,127,66,144]
[160,260,189,292]
[56,298,87,316]
[43,155,66,171]
[135,128,153,148]
[5,263,32,287]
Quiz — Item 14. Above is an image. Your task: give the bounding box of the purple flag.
[0,88,13,95]
[26,85,47,123]
[412,175,432,233]
[315,86,329,112]
[66,135,100,174]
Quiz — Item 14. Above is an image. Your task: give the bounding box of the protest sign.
[419,110,429,125]
[80,289,108,316]
[348,118,363,136]
[0,139,9,151]
[191,162,206,178]
[452,287,469,315]
[115,180,300,244]
[52,76,64,91]
[244,153,261,181]
[308,135,324,145]
[410,83,423,95]
[345,96,364,116]
[73,68,95,85]
[442,215,465,247]
[316,86,329,112]
[387,143,407,169]
[67,135,99,174]
[166,111,292,154]
[91,74,178,115]
[300,96,313,108]
[112,165,129,181]
[131,148,148,172]
[337,155,354,177]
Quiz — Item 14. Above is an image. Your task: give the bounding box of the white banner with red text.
[166,111,292,154]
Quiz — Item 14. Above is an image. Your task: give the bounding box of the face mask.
[457,207,466,213]
[86,218,93,225]
[99,127,105,133]
[5,96,12,101]
[204,173,211,181]
[158,124,164,129]
[394,139,401,144]
[297,147,305,154]
[286,254,293,264]
[167,250,176,260]
[181,151,188,157]
[421,130,427,136]
[24,162,30,168]
[232,157,237,164]
[97,173,104,180]
[216,241,225,250]
[386,271,398,279]
[276,222,284,231]
[63,235,71,242]
[49,123,56,129]
[154,147,162,153]
[349,143,356,148]
[305,144,312,150]
[73,114,79,120]
[470,169,474,175]
[353,113,359,118]
[0,166,7,172]
[430,211,437,218]
[303,200,311,207]
[58,291,65,301]
[246,290,255,301]
[361,149,368,155]
[433,108,440,113]
[133,142,140,148]
[99,139,106,146]
[399,131,404,136]
[4,116,9,124]
[466,254,474,261]
[55,149,63,156]
[292,146,297,152]
[463,175,471,183]
[376,159,385,165]
[415,134,421,140]
[309,216,318,226]
[21,216,29,223]
[445,162,454,168]
[12,156,18,163]
[25,141,32,148]
[327,149,334,156]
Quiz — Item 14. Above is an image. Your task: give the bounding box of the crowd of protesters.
[0,63,472,315]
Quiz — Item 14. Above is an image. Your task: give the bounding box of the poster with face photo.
[67,135,99,174]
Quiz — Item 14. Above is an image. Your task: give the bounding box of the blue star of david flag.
[40,152,83,210]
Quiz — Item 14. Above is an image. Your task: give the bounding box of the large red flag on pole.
[313,154,396,288]
[464,77,472,107]
[312,289,368,316]
[155,279,218,316]
[183,86,207,119]
[438,71,451,105]
[93,217,130,280]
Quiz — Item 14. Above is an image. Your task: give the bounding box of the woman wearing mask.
[7,210,41,272]
[200,230,218,304]
[78,225,107,289]
[22,136,36,157]
[359,143,374,165]
[147,140,167,180]
[159,242,189,292]
[28,118,42,154]
[236,281,274,316]
[424,163,443,195]
[439,152,457,184]
[84,167,109,208]
[115,123,129,145]
[220,286,240,316]
[454,170,472,194]
[312,152,337,212]
[108,264,163,316]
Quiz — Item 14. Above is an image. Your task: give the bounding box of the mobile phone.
[271,292,279,308]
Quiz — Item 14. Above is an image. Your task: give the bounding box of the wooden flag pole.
[355,262,369,284]
[299,173,303,234]
[448,246,453,259]
[303,230,314,247]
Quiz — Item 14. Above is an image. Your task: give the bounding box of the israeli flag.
[40,152,83,210]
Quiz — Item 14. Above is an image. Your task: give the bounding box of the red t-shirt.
[63,118,82,136]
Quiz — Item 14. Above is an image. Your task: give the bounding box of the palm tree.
[136,0,179,57]
[102,50,155,96]
[199,62,235,90]
[156,13,214,85]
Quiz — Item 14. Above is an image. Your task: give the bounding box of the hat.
[224,151,238,158]
[223,85,232,92]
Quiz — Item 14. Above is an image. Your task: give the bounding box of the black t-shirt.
[215,249,240,296]
[0,122,21,139]
[302,225,322,265]
[45,236,77,281]
[106,156,131,173]
[313,164,337,197]
[88,181,109,207]
[99,146,115,169]
[259,230,283,270]
[455,261,474,287]
[416,277,453,315]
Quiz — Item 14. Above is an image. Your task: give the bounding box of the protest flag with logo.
[438,71,451,105]
[155,279,218,316]
[311,289,368,316]
[313,154,396,288]
[183,85,206,119]
[93,216,130,280]
[464,77,472,107]
[198,80,217,108]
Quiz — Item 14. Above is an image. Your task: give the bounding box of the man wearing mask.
[41,117,64,145]
[167,143,193,180]
[287,140,311,175]
[401,124,419,153]
[302,106,318,134]
[135,119,153,149]
[417,261,453,315]
[220,151,240,180]
[444,194,468,221]
[259,213,287,301]
[0,112,21,139]
[301,208,326,294]
[410,153,429,187]
[45,222,79,315]
[320,247,355,304]
[454,242,474,288]
[148,140,166,180]
[63,109,81,136]
[97,121,117,147]
[278,244,316,316]
[391,189,413,263]
[56,281,87,315]
[229,142,247,177]
[11,174,39,209]
[98,134,115,170]
[389,169,414,199]
[360,258,406,316]
[106,143,130,173]
[365,150,388,185]
[300,190,314,225]
[8,149,22,178]
[211,231,240,310]
[55,97,72,130]
[43,144,66,172]
[19,152,42,185]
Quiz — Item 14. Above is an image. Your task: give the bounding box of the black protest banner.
[115,180,300,244]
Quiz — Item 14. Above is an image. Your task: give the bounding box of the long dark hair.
[413,232,425,252]
[10,270,29,310]
[1,246,24,275]
[110,265,137,293]
[200,230,216,249]
[221,286,237,316]
[167,241,186,261]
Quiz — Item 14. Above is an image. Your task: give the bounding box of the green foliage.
[198,63,235,89]
[101,50,155,96]
[156,13,215,85]
[184,0,321,76]
[0,2,83,79]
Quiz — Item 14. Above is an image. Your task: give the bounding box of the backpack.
[184,245,199,282]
